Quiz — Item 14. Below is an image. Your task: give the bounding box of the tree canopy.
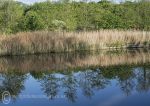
[0,0,149,34]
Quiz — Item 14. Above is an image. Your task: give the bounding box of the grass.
[0,30,150,55]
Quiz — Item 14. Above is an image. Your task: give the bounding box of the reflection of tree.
[79,69,109,98]
[0,61,150,104]
[40,74,59,99]
[63,74,77,102]
[136,67,150,92]
[117,68,135,96]
[118,77,135,96]
[30,71,44,80]
[0,71,26,101]
[39,64,150,102]
[102,66,135,96]
[40,69,109,102]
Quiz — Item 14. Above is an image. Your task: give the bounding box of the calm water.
[0,49,150,106]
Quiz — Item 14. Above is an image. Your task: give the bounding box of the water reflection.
[0,65,150,103]
[0,72,26,101]
[0,49,149,73]
[0,49,150,105]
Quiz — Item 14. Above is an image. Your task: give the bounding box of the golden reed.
[0,30,149,55]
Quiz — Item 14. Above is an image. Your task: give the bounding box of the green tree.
[23,11,45,31]
[0,0,24,34]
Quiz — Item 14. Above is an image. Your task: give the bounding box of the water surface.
[0,49,150,106]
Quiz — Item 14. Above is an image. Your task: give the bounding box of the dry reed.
[0,30,149,55]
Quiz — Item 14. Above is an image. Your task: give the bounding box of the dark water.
[0,49,150,106]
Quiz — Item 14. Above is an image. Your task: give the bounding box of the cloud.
[15,0,47,4]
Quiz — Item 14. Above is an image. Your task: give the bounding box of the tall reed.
[0,30,149,55]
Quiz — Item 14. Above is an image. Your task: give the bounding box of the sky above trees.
[15,0,123,4]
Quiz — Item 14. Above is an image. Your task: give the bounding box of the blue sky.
[15,0,123,4]
[16,0,47,4]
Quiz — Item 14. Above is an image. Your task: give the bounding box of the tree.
[0,0,150,33]
[137,1,150,30]
[0,0,24,34]
[51,20,66,31]
[23,11,45,31]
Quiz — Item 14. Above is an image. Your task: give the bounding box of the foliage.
[0,0,150,34]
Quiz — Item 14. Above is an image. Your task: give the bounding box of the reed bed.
[0,30,150,55]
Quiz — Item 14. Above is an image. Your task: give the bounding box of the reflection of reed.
[0,49,149,72]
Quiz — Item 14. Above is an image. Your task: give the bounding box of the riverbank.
[0,30,150,55]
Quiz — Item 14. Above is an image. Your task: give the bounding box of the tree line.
[0,0,150,34]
